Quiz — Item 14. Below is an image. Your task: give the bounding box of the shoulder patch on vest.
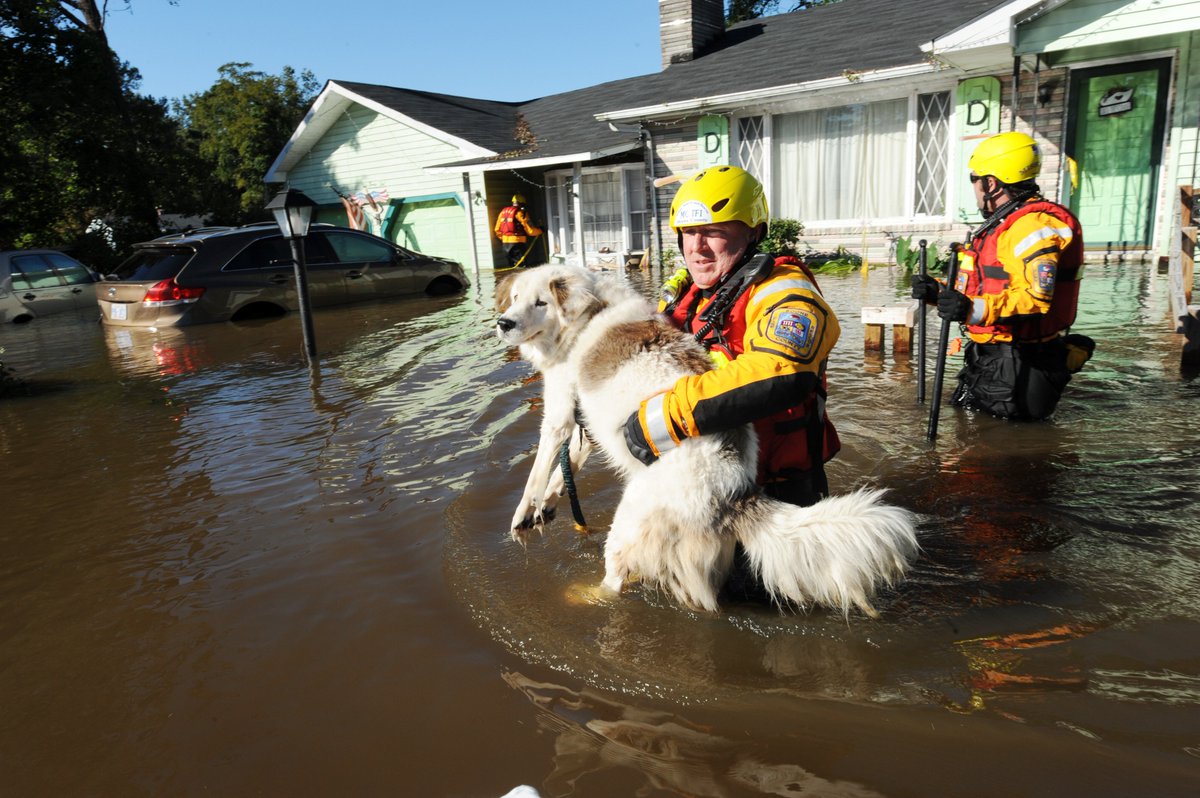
[764,307,820,362]
[1033,260,1056,296]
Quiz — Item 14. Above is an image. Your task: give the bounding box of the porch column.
[572,162,585,268]
[462,172,480,279]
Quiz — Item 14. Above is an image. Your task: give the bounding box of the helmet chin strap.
[980,177,1007,219]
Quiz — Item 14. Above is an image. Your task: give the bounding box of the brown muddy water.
[1,262,1198,797]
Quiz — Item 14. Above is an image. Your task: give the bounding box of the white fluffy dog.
[496,264,918,616]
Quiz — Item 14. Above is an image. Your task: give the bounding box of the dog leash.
[557,437,589,533]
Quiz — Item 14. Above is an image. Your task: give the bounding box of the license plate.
[111,303,127,320]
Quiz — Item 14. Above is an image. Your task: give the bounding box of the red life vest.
[961,200,1084,343]
[667,256,840,482]
[496,205,526,240]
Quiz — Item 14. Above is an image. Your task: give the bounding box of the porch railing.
[1167,185,1200,368]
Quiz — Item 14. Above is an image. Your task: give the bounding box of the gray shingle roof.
[333,0,1007,168]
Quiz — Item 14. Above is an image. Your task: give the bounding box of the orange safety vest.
[960,200,1084,343]
[496,205,529,242]
[667,256,840,482]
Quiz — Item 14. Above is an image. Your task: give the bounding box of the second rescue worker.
[913,131,1091,420]
[494,193,543,268]
[622,166,841,508]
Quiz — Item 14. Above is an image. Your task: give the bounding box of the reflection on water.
[503,670,886,797]
[2,266,1199,795]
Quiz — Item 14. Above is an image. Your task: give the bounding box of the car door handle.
[22,293,36,300]
[345,271,363,279]
[71,287,83,294]
[268,274,290,284]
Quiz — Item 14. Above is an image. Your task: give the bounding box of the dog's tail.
[731,487,919,617]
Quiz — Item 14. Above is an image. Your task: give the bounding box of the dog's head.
[495,266,602,352]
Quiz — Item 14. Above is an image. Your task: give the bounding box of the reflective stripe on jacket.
[958,199,1084,344]
[657,256,841,484]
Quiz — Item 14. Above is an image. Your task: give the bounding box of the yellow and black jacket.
[640,256,840,485]
[955,199,1084,344]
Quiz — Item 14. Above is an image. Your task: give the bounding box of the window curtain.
[771,98,908,222]
[581,172,622,252]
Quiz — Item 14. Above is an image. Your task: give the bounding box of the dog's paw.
[564,581,619,607]
[509,504,545,544]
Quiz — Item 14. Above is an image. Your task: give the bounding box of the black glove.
[937,286,972,322]
[623,410,659,466]
[910,273,940,304]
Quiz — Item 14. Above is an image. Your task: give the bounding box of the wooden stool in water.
[861,302,919,356]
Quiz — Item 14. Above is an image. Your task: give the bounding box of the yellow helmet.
[669,165,769,233]
[968,132,1041,184]
[511,193,526,205]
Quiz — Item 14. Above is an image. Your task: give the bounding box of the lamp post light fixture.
[265,187,318,360]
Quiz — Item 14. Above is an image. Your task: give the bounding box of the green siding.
[393,197,471,264]
[286,103,493,273]
[1175,32,1200,188]
[1017,0,1200,56]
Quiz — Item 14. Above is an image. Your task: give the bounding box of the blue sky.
[104,0,664,102]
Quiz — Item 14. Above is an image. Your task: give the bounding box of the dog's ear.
[550,271,601,321]
[495,271,518,313]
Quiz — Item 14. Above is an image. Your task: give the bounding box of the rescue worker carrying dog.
[623,165,841,509]
[912,131,1092,420]
[494,193,543,268]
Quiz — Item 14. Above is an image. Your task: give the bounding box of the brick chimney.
[659,0,725,69]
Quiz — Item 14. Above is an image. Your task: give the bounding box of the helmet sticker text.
[674,200,714,226]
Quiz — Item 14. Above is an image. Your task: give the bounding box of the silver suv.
[96,223,468,327]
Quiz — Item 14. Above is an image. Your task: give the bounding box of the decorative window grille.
[737,116,765,177]
[915,91,951,216]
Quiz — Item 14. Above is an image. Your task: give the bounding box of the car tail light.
[142,279,204,306]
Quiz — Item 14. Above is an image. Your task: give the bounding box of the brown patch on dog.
[549,276,570,313]
[579,317,710,387]
[494,271,519,312]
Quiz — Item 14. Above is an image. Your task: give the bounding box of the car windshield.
[111,248,194,281]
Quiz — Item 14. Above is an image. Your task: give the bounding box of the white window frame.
[543,163,646,258]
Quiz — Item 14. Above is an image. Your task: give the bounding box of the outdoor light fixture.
[265,187,318,361]
[1037,81,1057,107]
[266,187,316,240]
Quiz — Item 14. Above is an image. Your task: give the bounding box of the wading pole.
[917,239,928,404]
[926,255,960,441]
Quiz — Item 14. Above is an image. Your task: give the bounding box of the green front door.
[1067,59,1169,248]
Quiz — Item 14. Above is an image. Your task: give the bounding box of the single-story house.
[265,0,1200,272]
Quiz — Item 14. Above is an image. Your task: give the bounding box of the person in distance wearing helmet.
[624,165,841,511]
[494,193,544,268]
[912,131,1089,420]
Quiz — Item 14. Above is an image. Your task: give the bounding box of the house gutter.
[594,62,945,123]
[424,142,641,173]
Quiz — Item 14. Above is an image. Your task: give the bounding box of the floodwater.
[1,261,1197,797]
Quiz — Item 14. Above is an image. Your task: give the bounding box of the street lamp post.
[266,187,318,361]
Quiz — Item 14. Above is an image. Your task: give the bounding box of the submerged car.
[95,223,469,327]
[0,249,98,323]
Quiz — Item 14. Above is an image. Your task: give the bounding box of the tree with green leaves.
[726,0,842,25]
[174,63,319,223]
[1,1,317,270]
[1,0,187,265]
